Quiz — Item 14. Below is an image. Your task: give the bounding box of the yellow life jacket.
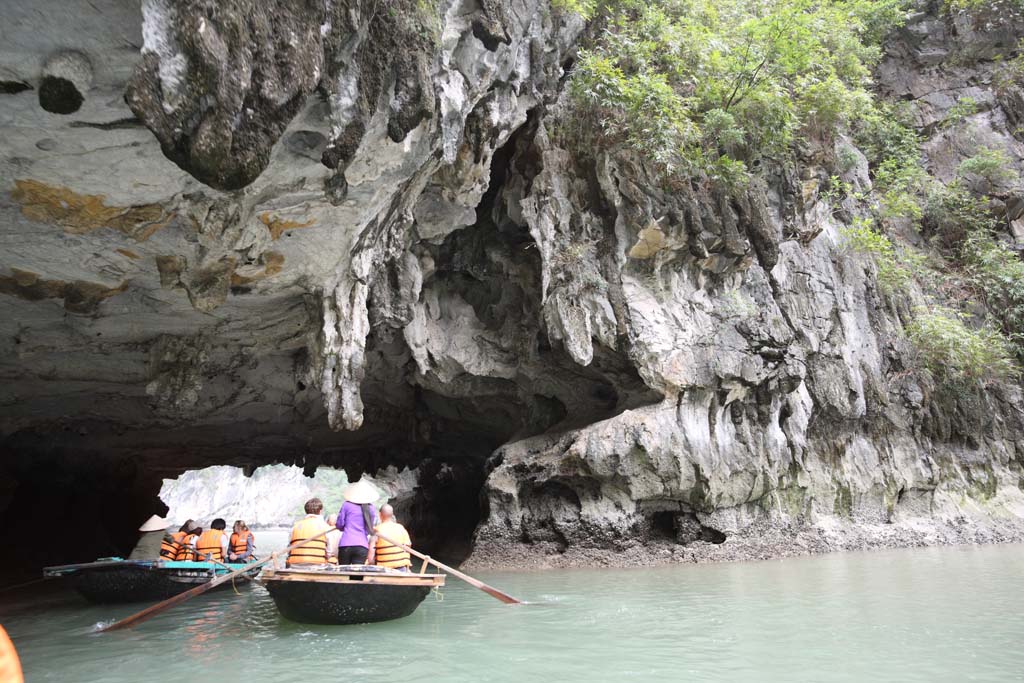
[373,521,412,569]
[160,531,186,559]
[288,517,329,565]
[175,533,199,561]
[196,529,225,562]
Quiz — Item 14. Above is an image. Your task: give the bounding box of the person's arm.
[336,507,346,532]
[244,535,254,560]
[220,534,229,559]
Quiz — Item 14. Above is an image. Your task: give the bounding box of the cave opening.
[0,111,661,584]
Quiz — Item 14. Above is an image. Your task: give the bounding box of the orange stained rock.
[259,212,315,240]
[231,251,285,286]
[12,179,171,241]
[116,248,141,259]
[0,268,127,314]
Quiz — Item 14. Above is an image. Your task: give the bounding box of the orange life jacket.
[196,529,226,562]
[175,533,199,561]
[373,521,412,569]
[230,530,254,556]
[160,531,186,559]
[287,517,329,565]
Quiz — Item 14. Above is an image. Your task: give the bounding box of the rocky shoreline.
[465,515,1024,571]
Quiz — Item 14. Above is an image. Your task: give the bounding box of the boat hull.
[262,567,444,625]
[44,559,261,604]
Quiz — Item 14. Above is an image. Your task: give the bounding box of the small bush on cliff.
[841,218,925,294]
[907,308,1017,384]
[963,230,1024,357]
[957,147,1019,187]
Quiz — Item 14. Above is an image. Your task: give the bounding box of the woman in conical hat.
[138,515,170,532]
[335,479,380,565]
[128,515,171,559]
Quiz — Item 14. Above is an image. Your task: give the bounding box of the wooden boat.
[261,564,445,624]
[43,557,262,604]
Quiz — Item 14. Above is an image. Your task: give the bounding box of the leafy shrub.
[956,147,1019,187]
[963,231,1024,356]
[907,308,1017,384]
[854,102,927,219]
[924,182,999,251]
[841,218,925,294]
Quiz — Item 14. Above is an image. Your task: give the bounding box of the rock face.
[1,0,1023,569]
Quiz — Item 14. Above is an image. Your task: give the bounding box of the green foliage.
[854,102,927,220]
[956,147,1019,186]
[551,0,598,16]
[565,0,910,182]
[963,234,1024,354]
[941,96,979,128]
[907,308,1017,384]
[841,218,924,294]
[993,40,1024,93]
[925,181,1000,250]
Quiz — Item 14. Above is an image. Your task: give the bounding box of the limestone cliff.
[1,0,1023,569]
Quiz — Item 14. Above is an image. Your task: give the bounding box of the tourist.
[335,479,379,565]
[195,519,229,563]
[287,498,331,566]
[175,526,201,561]
[160,520,197,560]
[228,520,255,562]
[373,504,412,571]
[326,513,342,563]
[128,515,170,560]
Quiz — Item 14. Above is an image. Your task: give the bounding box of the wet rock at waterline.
[1,0,1024,572]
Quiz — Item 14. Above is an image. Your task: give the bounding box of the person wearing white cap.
[334,479,380,565]
[127,515,170,560]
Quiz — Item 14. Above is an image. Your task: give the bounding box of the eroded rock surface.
[1,0,1023,569]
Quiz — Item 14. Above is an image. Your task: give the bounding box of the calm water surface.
[3,537,1023,682]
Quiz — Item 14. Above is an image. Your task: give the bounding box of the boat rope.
[432,585,444,602]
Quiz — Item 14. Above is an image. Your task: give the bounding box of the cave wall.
[0,0,1023,572]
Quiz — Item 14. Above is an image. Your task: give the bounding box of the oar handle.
[373,531,522,605]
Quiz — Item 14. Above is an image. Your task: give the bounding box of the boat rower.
[128,515,170,560]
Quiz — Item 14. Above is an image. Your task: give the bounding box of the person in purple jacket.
[335,479,380,565]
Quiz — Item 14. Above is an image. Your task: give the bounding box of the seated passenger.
[287,498,331,567]
[175,526,201,561]
[196,519,229,563]
[160,520,197,560]
[228,520,255,563]
[372,505,412,572]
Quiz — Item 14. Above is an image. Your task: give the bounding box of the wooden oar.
[374,531,522,605]
[98,527,334,632]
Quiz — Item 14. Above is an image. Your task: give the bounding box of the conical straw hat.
[138,515,169,532]
[343,479,378,505]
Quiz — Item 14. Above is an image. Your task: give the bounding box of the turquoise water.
[4,540,1024,681]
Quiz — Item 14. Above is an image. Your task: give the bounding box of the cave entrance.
[158,461,484,565]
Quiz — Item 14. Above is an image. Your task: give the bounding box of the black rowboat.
[43,558,262,604]
[261,565,445,624]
